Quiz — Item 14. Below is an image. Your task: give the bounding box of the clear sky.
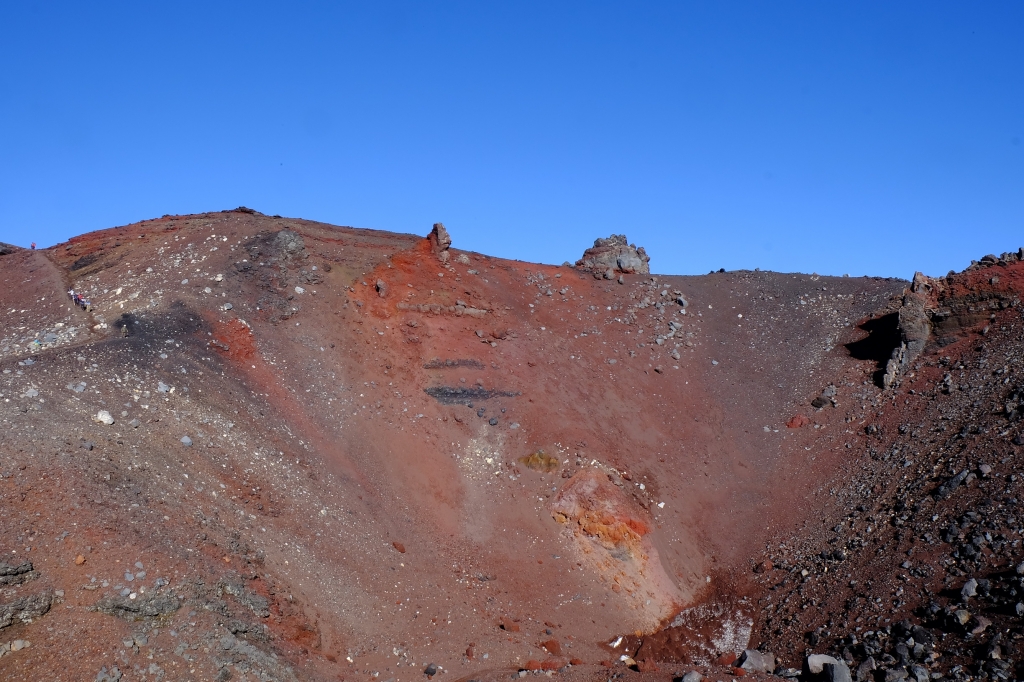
[1,2,1021,278]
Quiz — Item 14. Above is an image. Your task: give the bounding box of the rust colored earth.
[2,211,1023,682]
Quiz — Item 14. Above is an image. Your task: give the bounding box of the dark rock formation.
[575,235,650,275]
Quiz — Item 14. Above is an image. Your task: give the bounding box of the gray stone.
[429,224,451,262]
[805,654,841,675]
[738,649,775,673]
[0,561,36,587]
[883,669,908,682]
[909,665,929,682]
[424,663,438,676]
[180,436,192,447]
[95,665,123,682]
[824,662,852,682]
[157,382,170,393]
[681,672,702,682]
[962,578,978,599]
[0,590,52,629]
[856,657,877,682]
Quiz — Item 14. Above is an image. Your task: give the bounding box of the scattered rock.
[855,657,876,682]
[94,410,115,425]
[180,436,193,447]
[804,653,840,676]
[93,592,180,620]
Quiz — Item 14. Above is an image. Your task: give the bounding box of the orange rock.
[732,667,747,677]
[637,659,659,673]
[786,414,811,428]
[500,619,520,632]
[524,660,542,671]
[74,554,85,566]
[569,658,584,666]
[754,560,774,573]
[541,639,561,655]
[392,541,406,553]
[716,653,738,667]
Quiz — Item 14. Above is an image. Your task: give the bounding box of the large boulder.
[429,223,452,263]
[575,235,650,275]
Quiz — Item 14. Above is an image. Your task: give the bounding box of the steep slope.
[0,209,910,681]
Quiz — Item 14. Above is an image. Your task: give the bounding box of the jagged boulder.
[575,235,650,275]
[429,222,452,263]
[883,281,931,389]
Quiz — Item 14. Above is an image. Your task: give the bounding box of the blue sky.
[1,2,1021,278]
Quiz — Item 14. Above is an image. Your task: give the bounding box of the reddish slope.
[0,210,907,681]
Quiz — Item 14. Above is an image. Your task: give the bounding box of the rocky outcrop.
[428,222,452,263]
[882,260,1024,388]
[882,278,931,389]
[575,235,650,276]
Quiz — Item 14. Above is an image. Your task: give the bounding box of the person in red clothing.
[30,242,36,249]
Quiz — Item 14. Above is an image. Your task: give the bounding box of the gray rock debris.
[681,672,702,682]
[93,592,180,620]
[856,656,876,682]
[804,653,841,675]
[824,662,853,682]
[95,666,123,682]
[220,577,271,618]
[274,229,306,259]
[737,649,775,673]
[0,590,52,629]
[0,561,37,587]
[575,234,650,275]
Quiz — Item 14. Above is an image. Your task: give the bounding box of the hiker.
[30,242,35,250]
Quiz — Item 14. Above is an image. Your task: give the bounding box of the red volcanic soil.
[1,210,1021,682]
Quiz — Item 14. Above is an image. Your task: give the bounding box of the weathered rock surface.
[0,591,52,629]
[575,234,650,275]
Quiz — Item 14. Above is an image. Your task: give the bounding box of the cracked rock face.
[429,222,452,262]
[575,234,650,275]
